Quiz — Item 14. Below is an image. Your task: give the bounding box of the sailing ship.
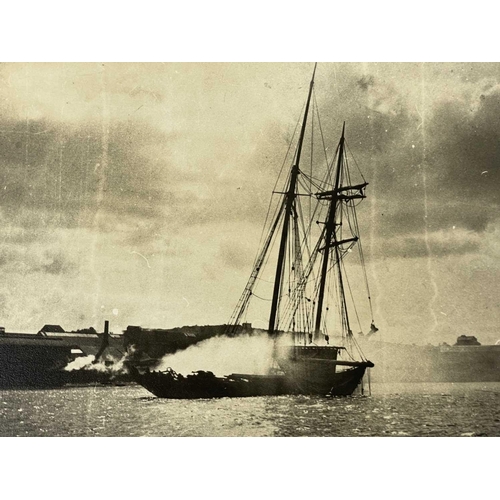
[131,64,375,398]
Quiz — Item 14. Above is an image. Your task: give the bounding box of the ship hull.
[277,358,370,396]
[133,370,294,399]
[131,355,371,399]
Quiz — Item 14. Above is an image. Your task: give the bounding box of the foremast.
[268,63,316,337]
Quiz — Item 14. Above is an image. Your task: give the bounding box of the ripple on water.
[0,383,499,436]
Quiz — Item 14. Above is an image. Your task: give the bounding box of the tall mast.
[314,123,346,335]
[268,63,317,336]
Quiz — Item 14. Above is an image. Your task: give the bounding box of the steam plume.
[64,352,129,374]
[155,332,277,376]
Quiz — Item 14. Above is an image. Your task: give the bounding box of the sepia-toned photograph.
[0,61,499,439]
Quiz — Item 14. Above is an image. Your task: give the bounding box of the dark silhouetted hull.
[131,358,372,399]
[132,369,293,399]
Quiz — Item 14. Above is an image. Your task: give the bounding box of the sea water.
[0,382,499,437]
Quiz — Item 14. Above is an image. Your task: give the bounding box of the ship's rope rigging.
[227,77,376,352]
[345,139,367,184]
[249,291,272,302]
[313,91,332,170]
[250,100,306,277]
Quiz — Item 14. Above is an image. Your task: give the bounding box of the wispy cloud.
[0,63,499,340]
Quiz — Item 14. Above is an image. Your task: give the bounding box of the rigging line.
[280,279,306,326]
[280,231,301,326]
[296,197,317,272]
[345,181,374,322]
[356,226,375,321]
[286,208,294,299]
[226,195,286,329]
[333,204,353,341]
[270,79,313,335]
[297,170,322,194]
[299,289,311,334]
[273,101,306,193]
[251,291,272,302]
[297,176,316,194]
[251,187,286,275]
[299,172,331,241]
[255,275,276,284]
[342,258,363,334]
[282,222,325,330]
[294,236,308,320]
[313,91,331,168]
[324,257,341,339]
[253,102,305,269]
[299,170,324,185]
[298,174,324,192]
[336,260,346,339]
[294,192,309,245]
[345,200,360,236]
[343,155,365,206]
[269,192,319,329]
[300,170,333,189]
[347,324,368,362]
[290,205,303,326]
[344,140,366,183]
[326,137,342,188]
[339,248,366,360]
[333,276,341,325]
[322,253,334,338]
[274,209,292,331]
[309,91,314,240]
[282,279,309,332]
[301,143,337,187]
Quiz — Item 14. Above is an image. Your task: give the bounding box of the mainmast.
[313,124,368,337]
[268,63,316,336]
[314,124,346,335]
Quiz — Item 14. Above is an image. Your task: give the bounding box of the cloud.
[218,239,255,270]
[0,241,76,275]
[0,62,500,337]
[357,75,374,91]
[370,201,490,240]
[0,116,192,249]
[36,250,75,275]
[311,65,500,262]
[370,228,482,260]
[425,88,500,204]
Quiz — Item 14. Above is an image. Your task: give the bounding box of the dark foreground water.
[1,382,499,437]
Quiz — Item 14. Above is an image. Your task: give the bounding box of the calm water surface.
[1,382,499,437]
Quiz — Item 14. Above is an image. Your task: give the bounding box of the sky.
[0,62,499,345]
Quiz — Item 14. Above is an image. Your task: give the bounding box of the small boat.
[133,64,375,398]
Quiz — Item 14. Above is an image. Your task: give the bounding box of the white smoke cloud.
[64,355,95,371]
[155,332,278,376]
[64,353,130,374]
